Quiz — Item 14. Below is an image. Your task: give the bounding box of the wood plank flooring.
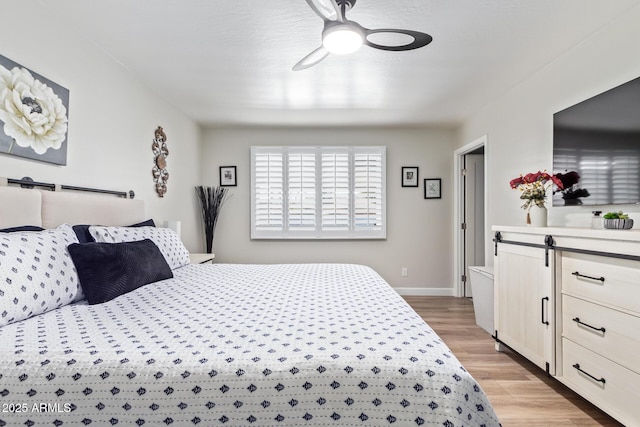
[403,296,624,427]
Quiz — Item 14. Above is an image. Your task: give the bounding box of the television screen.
[553,76,640,207]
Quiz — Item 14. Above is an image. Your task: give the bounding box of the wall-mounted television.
[552,76,640,207]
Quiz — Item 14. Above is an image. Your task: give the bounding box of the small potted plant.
[603,211,634,229]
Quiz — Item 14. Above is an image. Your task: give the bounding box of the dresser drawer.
[561,252,640,314]
[563,295,640,372]
[562,338,640,426]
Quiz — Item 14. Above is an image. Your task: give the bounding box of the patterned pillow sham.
[0,224,81,327]
[68,239,173,305]
[89,226,189,270]
[73,219,156,243]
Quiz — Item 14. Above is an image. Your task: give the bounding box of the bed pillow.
[0,224,81,327]
[89,225,189,270]
[73,219,156,243]
[0,225,45,233]
[68,239,173,305]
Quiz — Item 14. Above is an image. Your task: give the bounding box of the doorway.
[453,136,487,297]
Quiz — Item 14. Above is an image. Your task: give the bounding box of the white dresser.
[493,226,640,426]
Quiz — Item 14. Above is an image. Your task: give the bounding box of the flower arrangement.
[553,171,590,204]
[510,171,564,210]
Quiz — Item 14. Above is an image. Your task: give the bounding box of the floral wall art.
[0,54,69,165]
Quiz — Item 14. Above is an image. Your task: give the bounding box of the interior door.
[463,153,485,296]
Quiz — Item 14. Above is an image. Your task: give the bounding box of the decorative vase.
[526,205,547,227]
[195,185,230,254]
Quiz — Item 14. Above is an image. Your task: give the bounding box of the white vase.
[526,205,547,227]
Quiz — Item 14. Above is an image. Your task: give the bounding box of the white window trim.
[251,146,386,240]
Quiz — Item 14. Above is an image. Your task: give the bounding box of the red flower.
[510,171,563,187]
[530,172,543,183]
[509,177,523,189]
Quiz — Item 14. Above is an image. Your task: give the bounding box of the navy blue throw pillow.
[68,239,173,305]
[73,219,156,243]
[130,219,156,227]
[72,225,94,243]
[0,225,45,233]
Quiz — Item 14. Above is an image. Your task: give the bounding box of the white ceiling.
[39,0,640,127]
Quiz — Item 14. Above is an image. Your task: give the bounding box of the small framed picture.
[402,167,419,187]
[220,166,237,187]
[424,178,442,199]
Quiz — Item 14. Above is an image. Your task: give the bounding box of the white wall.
[201,126,455,293]
[460,4,640,265]
[0,2,202,250]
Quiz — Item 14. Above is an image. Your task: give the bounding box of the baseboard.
[393,287,457,296]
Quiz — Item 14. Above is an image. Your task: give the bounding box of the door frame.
[453,135,488,297]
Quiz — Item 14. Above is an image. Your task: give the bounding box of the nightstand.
[189,253,215,264]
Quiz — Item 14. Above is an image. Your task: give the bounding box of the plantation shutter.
[251,146,386,239]
[321,149,350,231]
[354,149,384,231]
[288,149,316,230]
[252,148,284,232]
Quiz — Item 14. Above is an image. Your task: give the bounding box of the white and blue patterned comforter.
[0,263,500,426]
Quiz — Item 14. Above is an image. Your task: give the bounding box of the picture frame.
[402,167,419,187]
[424,178,442,199]
[0,53,70,165]
[220,166,237,187]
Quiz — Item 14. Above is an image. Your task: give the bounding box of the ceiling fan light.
[322,25,364,55]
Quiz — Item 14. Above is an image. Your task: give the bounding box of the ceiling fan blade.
[363,28,433,51]
[304,0,341,21]
[292,46,330,71]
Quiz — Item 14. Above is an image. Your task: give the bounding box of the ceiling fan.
[293,0,433,71]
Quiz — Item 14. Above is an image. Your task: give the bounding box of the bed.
[0,185,500,426]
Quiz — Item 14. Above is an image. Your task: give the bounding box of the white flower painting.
[0,54,69,165]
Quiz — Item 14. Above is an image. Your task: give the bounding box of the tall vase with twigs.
[195,185,229,253]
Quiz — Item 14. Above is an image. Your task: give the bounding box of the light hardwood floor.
[403,296,624,427]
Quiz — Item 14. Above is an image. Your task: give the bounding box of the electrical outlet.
[401,267,408,277]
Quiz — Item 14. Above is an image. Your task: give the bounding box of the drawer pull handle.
[572,271,605,282]
[572,317,606,334]
[572,363,606,384]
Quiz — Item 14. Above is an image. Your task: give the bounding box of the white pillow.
[89,226,190,270]
[0,224,82,327]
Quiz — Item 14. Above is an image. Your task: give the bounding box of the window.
[251,146,386,239]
